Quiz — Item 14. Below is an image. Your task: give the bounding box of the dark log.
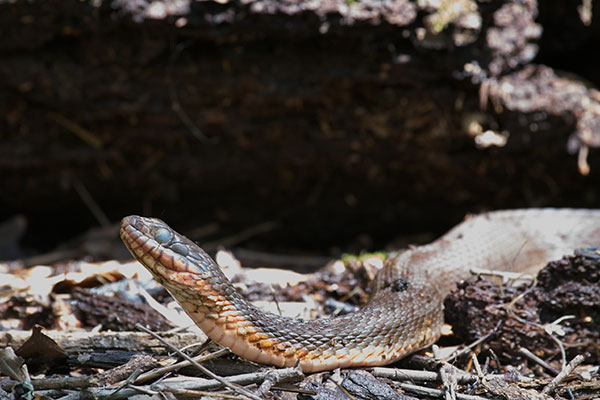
[1,0,599,258]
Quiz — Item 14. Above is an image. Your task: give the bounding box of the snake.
[120,209,600,373]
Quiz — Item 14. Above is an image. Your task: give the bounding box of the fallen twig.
[371,367,476,384]
[542,354,584,395]
[518,347,559,375]
[398,382,488,400]
[136,323,262,400]
[443,321,502,363]
[134,347,230,384]
[255,364,303,397]
[434,345,457,400]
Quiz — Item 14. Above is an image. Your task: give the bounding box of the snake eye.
[154,228,172,244]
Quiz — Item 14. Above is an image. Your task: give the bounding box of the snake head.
[120,215,225,286]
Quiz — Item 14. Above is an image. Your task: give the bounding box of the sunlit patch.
[441,323,453,336]
[259,339,275,348]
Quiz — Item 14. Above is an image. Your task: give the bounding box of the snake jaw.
[121,216,213,279]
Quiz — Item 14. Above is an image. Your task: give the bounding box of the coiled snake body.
[120,209,600,372]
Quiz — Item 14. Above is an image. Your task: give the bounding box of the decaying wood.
[1,0,598,254]
[0,330,206,355]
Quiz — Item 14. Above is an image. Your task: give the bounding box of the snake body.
[120,209,600,372]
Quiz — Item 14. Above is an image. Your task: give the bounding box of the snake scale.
[120,209,600,372]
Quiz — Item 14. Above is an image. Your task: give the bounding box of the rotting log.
[1,0,599,254]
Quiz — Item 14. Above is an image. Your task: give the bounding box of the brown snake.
[120,209,600,372]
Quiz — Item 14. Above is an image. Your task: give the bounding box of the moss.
[341,251,387,265]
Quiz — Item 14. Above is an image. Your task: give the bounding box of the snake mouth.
[121,215,193,274]
[120,215,220,287]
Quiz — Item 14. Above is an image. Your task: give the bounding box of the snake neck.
[161,266,443,372]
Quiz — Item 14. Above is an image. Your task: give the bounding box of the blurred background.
[1,0,599,267]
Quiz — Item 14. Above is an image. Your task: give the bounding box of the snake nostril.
[154,228,172,244]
